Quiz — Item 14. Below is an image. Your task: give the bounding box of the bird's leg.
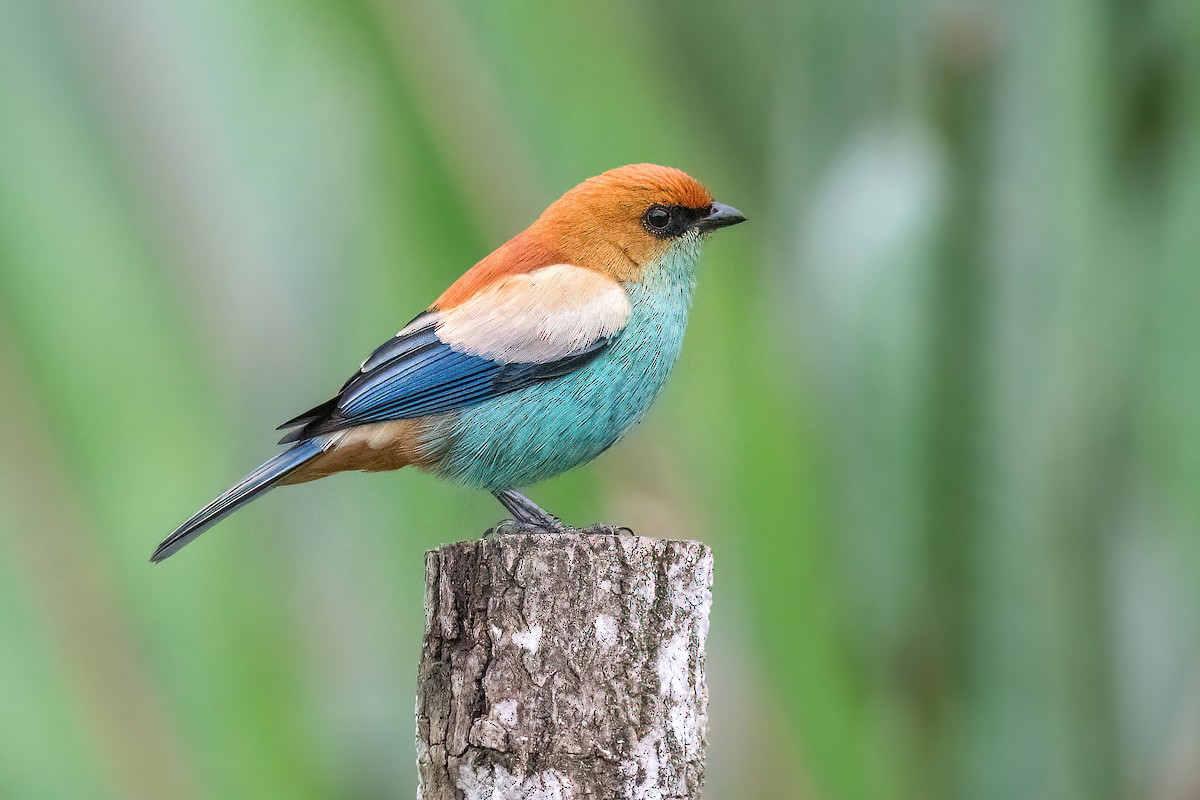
[491,489,567,533]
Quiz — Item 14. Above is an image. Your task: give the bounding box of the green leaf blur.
[0,1,1197,798]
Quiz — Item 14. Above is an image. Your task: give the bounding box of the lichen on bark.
[416,529,713,800]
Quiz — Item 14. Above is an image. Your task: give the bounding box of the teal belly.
[432,258,695,491]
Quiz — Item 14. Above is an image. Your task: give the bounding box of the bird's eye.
[643,205,673,235]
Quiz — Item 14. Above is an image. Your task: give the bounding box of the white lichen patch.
[631,574,656,605]
[654,633,699,746]
[666,555,714,620]
[512,625,542,654]
[457,764,577,800]
[493,699,519,728]
[620,733,666,800]
[655,634,689,702]
[594,614,618,650]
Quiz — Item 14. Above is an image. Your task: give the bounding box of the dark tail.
[151,438,326,563]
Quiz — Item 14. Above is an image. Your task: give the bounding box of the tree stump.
[416,528,714,799]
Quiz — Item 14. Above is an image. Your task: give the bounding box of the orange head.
[530,164,744,280]
[436,164,745,308]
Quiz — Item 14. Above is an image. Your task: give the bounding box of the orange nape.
[435,164,713,309]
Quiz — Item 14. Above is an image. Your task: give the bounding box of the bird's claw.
[483,519,523,539]
[485,520,634,538]
[579,523,635,537]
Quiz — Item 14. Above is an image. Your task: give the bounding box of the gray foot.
[492,489,567,533]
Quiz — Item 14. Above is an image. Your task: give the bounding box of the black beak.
[696,202,747,234]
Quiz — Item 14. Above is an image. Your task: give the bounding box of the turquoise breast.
[433,244,699,491]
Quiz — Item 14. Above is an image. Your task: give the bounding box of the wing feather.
[278,265,629,443]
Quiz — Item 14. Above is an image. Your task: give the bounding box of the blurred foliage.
[1,0,1198,798]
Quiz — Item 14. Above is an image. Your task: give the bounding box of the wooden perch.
[416,527,714,799]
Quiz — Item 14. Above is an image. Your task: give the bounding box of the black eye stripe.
[641,204,708,239]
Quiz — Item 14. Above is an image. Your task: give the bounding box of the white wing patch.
[436,264,631,363]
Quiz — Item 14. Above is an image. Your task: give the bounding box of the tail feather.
[151,438,327,563]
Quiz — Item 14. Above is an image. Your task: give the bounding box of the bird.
[151,164,745,562]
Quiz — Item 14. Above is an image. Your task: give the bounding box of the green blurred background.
[1,0,1198,798]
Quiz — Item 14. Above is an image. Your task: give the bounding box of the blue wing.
[277,313,610,443]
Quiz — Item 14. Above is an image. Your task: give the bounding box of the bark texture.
[416,527,713,800]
